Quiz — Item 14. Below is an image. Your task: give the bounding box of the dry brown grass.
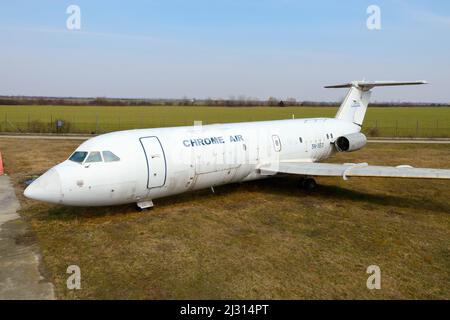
[0,138,449,299]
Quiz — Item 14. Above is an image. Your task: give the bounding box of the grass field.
[1,105,449,137]
[0,137,449,299]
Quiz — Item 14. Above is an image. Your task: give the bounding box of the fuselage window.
[69,151,88,164]
[299,137,303,143]
[102,151,120,162]
[330,133,334,139]
[272,135,282,152]
[326,134,329,139]
[85,151,103,163]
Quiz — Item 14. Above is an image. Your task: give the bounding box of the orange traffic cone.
[0,152,4,175]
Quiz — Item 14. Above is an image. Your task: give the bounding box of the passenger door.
[140,136,167,189]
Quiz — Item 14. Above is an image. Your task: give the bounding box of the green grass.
[0,105,449,137]
[1,138,449,299]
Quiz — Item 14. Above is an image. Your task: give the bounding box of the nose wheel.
[137,200,154,210]
[300,177,317,191]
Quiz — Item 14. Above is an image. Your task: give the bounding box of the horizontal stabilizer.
[325,80,427,91]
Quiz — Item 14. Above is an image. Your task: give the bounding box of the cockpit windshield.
[68,150,120,164]
[102,151,120,162]
[85,151,103,163]
[69,151,88,163]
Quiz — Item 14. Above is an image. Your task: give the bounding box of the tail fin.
[325,80,427,126]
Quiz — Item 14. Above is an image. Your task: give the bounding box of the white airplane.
[24,81,450,208]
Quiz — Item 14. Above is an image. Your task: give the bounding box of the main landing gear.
[300,177,317,191]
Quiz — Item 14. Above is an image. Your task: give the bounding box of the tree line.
[0,96,448,107]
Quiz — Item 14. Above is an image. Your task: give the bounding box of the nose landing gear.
[137,200,154,210]
[300,177,317,191]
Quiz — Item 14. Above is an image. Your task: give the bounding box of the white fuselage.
[24,118,360,206]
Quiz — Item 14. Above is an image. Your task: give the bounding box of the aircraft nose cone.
[24,168,63,204]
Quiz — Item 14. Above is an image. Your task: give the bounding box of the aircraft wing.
[259,162,450,180]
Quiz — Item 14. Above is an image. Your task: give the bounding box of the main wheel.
[299,178,306,189]
[303,178,317,191]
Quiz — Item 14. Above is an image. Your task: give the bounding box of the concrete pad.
[0,175,55,300]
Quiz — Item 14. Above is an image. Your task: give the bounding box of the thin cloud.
[412,11,450,27]
[0,25,161,42]
[393,0,450,28]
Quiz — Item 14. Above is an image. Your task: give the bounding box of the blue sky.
[1,0,449,102]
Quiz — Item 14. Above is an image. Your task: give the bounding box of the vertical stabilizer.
[325,80,427,126]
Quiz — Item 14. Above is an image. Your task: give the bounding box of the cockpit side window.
[69,151,88,164]
[85,151,103,163]
[102,151,120,162]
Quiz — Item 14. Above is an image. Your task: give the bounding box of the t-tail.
[325,80,427,126]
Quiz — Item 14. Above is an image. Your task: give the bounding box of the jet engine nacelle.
[335,132,367,152]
